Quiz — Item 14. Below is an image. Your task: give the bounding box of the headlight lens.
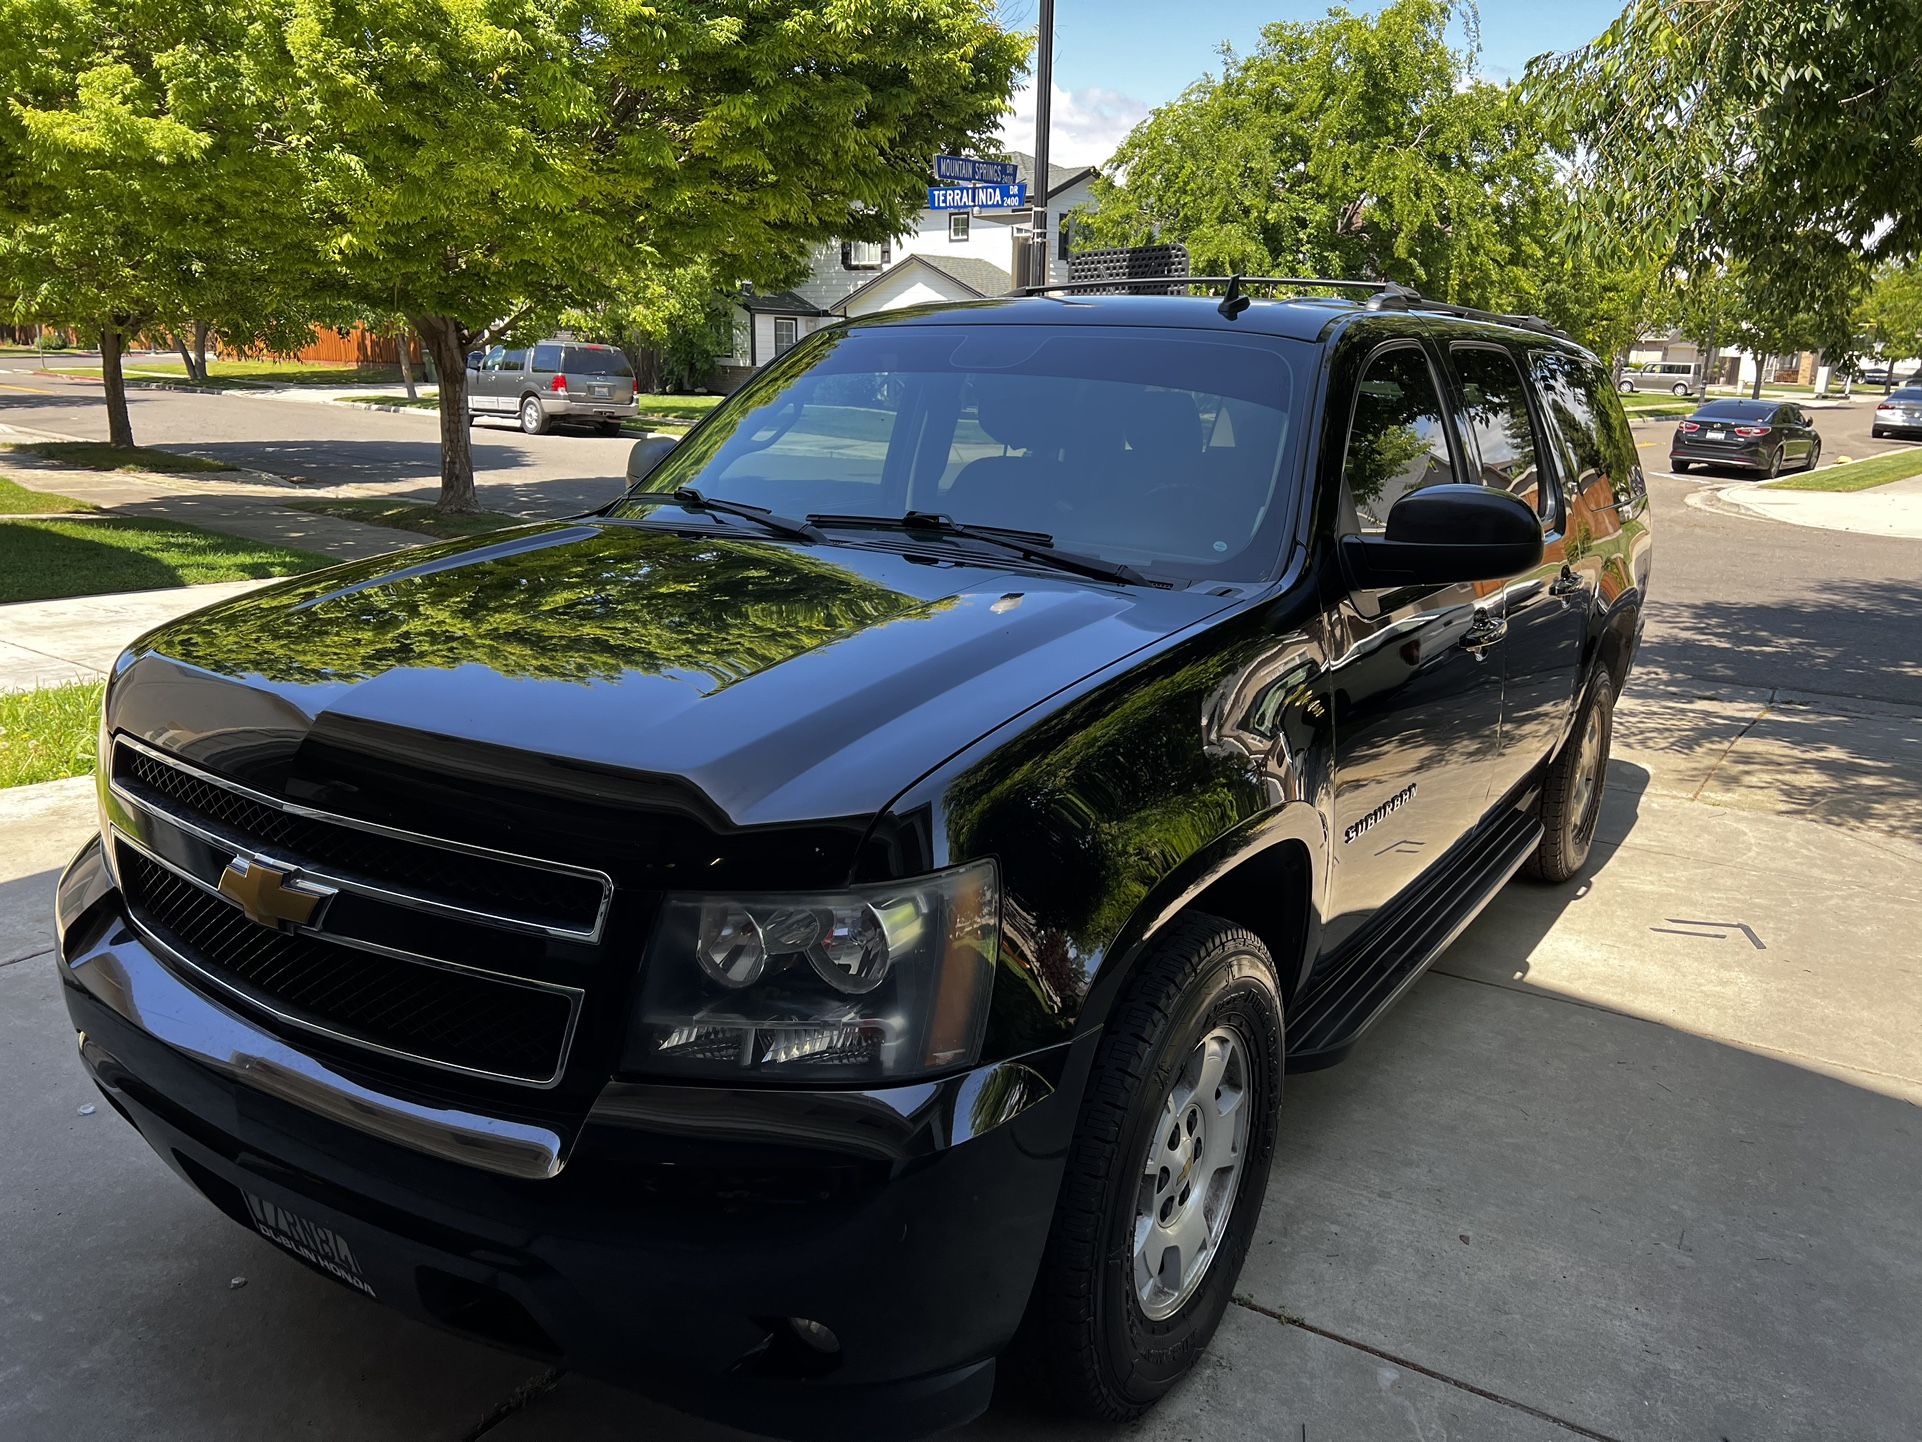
[625,860,999,1082]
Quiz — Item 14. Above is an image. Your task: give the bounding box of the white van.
[1618,360,1699,396]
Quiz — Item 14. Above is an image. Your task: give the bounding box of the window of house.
[843,240,886,270]
[949,212,970,243]
[1449,344,1545,517]
[1342,345,1457,532]
[772,317,799,357]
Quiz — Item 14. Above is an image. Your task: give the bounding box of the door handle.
[1459,608,1506,652]
[1548,565,1584,597]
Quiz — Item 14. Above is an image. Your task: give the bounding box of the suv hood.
[120,522,1235,830]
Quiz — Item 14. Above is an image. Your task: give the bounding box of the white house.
[715,153,1100,388]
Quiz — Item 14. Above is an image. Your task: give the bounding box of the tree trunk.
[415,328,437,384]
[414,314,478,513]
[1699,321,1719,400]
[100,322,136,449]
[397,333,419,402]
[171,330,197,380]
[1750,354,1765,400]
[192,320,210,384]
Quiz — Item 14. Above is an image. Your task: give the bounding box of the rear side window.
[1449,345,1545,517]
[563,346,634,377]
[1533,351,1643,510]
[532,344,563,373]
[1342,345,1456,532]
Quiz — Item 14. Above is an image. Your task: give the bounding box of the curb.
[32,371,261,399]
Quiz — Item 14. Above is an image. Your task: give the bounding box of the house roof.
[738,289,827,316]
[833,253,1013,313]
[1004,150,1099,200]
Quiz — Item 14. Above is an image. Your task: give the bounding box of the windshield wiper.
[640,487,824,542]
[807,511,1152,586]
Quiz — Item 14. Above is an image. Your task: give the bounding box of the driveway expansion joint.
[460,1366,566,1441]
[1230,1295,1625,1441]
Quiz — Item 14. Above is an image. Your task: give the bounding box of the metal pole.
[1030,0,1054,285]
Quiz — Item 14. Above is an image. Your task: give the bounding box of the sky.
[995,0,1629,167]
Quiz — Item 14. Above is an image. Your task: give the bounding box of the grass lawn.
[287,497,520,539]
[11,442,235,474]
[337,393,440,410]
[0,476,91,514]
[0,680,105,789]
[1763,446,1922,493]
[1619,399,1696,419]
[50,359,410,388]
[631,394,724,422]
[0,518,332,603]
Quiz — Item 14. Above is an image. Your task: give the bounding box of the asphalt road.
[5,355,1919,707]
[0,354,635,517]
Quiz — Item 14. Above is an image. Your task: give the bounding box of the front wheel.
[1802,439,1821,473]
[1524,671,1615,883]
[1016,914,1283,1422]
[519,395,549,435]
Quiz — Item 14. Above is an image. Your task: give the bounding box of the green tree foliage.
[1533,1,1921,322]
[0,0,314,444]
[1857,263,1922,384]
[1087,1,1557,305]
[565,263,739,394]
[256,0,1025,511]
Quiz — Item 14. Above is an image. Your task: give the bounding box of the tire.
[1672,382,1690,397]
[1764,446,1783,480]
[1016,914,1283,1423]
[596,421,623,437]
[1524,671,1615,883]
[1617,379,1635,395]
[1872,426,1885,439]
[1671,459,1690,473]
[519,395,549,435]
[1801,440,1821,473]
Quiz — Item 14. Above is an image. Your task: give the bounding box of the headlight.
[624,860,999,1082]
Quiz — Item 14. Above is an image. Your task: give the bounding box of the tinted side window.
[1342,345,1456,532]
[481,345,508,372]
[532,344,563,373]
[1534,353,1643,510]
[1450,345,1544,516]
[500,348,527,372]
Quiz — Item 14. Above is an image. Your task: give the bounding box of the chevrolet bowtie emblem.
[216,855,335,930]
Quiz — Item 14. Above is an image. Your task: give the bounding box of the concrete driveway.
[4,669,1917,1442]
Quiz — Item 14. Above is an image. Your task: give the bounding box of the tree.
[1671,265,1740,398]
[1857,262,1922,391]
[565,263,739,395]
[1533,1,1922,314]
[257,0,1024,512]
[1086,0,1563,308]
[0,0,317,445]
[1717,260,1863,398]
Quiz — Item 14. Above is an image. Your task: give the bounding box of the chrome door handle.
[1460,609,1507,651]
[1549,565,1584,597]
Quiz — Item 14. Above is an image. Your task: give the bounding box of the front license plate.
[1706,429,1728,441]
[243,1190,376,1298]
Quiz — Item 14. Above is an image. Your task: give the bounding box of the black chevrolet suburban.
[54,280,1651,1438]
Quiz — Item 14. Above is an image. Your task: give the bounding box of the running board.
[1286,808,1543,1070]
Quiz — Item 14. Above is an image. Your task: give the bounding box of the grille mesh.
[118,847,574,1082]
[116,745,604,933]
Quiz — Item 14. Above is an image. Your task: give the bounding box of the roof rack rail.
[1017,274,1574,341]
[1019,275,1415,297]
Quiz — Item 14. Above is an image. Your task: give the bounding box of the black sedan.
[1871,387,1922,439]
[1670,399,1820,478]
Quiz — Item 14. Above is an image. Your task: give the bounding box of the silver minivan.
[1618,360,1699,396]
[467,340,640,434]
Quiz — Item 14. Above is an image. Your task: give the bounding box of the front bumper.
[55,834,1090,1440]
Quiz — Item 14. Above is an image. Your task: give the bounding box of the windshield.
[564,346,634,377]
[610,323,1306,581]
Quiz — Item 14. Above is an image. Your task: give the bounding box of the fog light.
[788,1317,839,1354]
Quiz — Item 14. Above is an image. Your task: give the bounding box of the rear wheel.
[1017,914,1283,1422]
[1524,672,1614,883]
[1872,426,1886,439]
[519,395,549,435]
[1764,446,1783,480]
[1671,459,1691,473]
[1617,378,1634,394]
[1672,382,1690,396]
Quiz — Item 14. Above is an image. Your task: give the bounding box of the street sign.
[933,155,1020,186]
[927,183,1027,211]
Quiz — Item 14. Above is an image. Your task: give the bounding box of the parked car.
[56,283,1652,1439]
[1617,359,1698,396]
[468,338,639,435]
[1669,398,1820,477]
[1855,363,1897,388]
[1872,387,1922,439]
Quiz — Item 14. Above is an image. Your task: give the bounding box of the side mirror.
[1342,484,1543,588]
[465,351,482,371]
[627,435,679,485]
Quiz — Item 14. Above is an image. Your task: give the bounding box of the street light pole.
[1028,0,1054,288]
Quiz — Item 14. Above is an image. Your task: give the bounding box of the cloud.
[998,80,1151,169]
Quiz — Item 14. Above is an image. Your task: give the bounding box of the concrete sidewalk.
[0,581,271,692]
[2,677,1918,1441]
[1701,471,1922,540]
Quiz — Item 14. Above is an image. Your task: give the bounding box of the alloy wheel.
[521,397,543,434]
[1134,1026,1251,1321]
[1570,702,1606,847]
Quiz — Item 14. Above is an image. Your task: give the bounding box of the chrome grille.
[107,736,607,1087]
